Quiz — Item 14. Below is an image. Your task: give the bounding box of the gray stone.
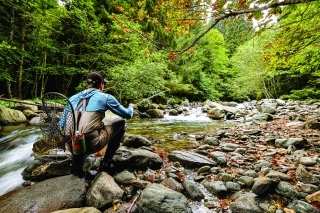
[114,170,137,185]
[122,134,152,148]
[136,183,192,213]
[182,180,205,201]
[274,181,299,198]
[287,200,320,213]
[252,177,276,195]
[201,180,227,194]
[168,150,216,169]
[0,105,27,125]
[86,172,124,209]
[0,175,86,213]
[229,192,264,213]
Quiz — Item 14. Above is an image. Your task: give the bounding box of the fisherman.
[59,72,135,178]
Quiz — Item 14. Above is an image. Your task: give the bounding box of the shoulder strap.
[74,98,91,132]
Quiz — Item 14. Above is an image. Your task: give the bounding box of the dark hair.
[86,72,107,87]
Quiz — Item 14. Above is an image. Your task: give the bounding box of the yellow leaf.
[113,202,121,211]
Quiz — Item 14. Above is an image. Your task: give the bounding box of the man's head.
[86,72,107,89]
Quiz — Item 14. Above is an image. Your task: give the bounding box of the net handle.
[42,92,76,136]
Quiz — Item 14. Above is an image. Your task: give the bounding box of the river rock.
[201,180,227,194]
[145,109,164,118]
[13,100,38,112]
[275,138,306,148]
[287,200,320,213]
[182,179,205,201]
[0,175,86,213]
[229,192,265,213]
[113,146,163,170]
[296,164,320,184]
[21,155,71,181]
[0,105,28,125]
[168,150,216,169]
[251,177,276,195]
[114,170,137,185]
[86,172,124,209]
[136,183,192,213]
[274,181,300,198]
[122,134,152,148]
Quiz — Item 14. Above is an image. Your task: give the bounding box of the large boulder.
[0,105,27,125]
[21,155,71,181]
[85,172,124,209]
[113,146,163,170]
[136,183,192,213]
[0,175,86,213]
[13,100,38,112]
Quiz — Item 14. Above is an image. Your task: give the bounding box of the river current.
[0,110,233,196]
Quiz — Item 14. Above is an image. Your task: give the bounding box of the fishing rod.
[135,89,170,106]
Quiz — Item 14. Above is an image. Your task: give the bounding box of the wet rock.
[86,172,124,209]
[0,105,28,125]
[275,181,300,198]
[21,155,71,181]
[225,181,241,192]
[145,109,164,118]
[287,200,320,213]
[113,146,163,170]
[122,134,152,148]
[275,138,306,148]
[210,151,227,165]
[296,164,320,184]
[136,183,192,213]
[252,177,276,196]
[114,170,137,185]
[252,113,273,125]
[237,176,255,188]
[168,150,216,169]
[299,156,317,166]
[201,180,227,194]
[265,170,293,181]
[229,192,265,213]
[0,175,86,213]
[182,179,204,201]
[203,137,220,146]
[297,183,319,194]
[162,177,184,192]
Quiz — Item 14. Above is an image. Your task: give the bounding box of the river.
[0,110,233,196]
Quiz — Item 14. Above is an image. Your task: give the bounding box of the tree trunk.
[17,18,26,99]
[5,9,15,99]
[40,51,47,98]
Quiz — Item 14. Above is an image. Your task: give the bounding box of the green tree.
[229,30,277,100]
[263,1,320,99]
[173,24,230,101]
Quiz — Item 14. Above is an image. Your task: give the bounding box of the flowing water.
[0,111,235,197]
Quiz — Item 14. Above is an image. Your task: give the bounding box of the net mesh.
[40,92,75,150]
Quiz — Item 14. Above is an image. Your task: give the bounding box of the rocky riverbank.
[0,99,320,213]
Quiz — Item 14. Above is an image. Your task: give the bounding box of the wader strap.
[75,98,90,132]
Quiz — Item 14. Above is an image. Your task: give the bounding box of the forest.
[0,0,319,104]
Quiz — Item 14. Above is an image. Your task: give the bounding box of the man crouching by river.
[59,72,135,178]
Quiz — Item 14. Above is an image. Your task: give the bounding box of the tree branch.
[168,0,317,54]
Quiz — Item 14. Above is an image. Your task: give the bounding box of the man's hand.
[129,103,136,108]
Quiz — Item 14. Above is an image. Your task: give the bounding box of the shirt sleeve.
[105,94,133,118]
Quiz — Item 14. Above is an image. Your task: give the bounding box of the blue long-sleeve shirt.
[59,89,133,128]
